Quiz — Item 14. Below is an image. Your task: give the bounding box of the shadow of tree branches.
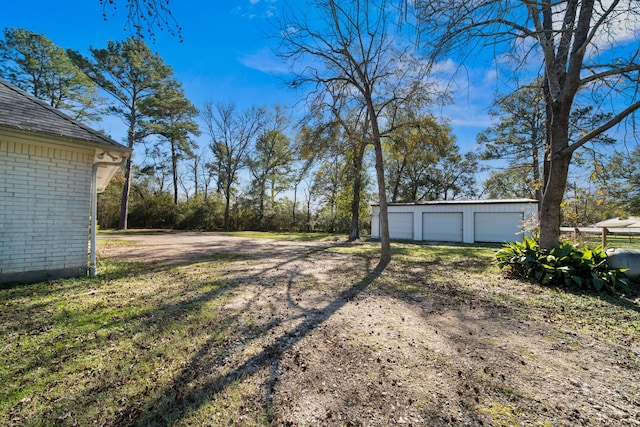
[110,248,388,426]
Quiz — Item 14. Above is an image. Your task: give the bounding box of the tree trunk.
[118,105,138,230]
[531,137,542,209]
[118,157,133,230]
[223,182,232,231]
[216,159,223,195]
[330,196,336,233]
[258,179,266,230]
[306,194,312,233]
[292,181,298,229]
[348,185,361,241]
[172,142,179,205]
[368,108,391,263]
[539,100,572,250]
[349,142,366,241]
[539,152,570,249]
[390,159,406,203]
[390,167,400,202]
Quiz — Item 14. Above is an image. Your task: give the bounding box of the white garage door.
[388,212,414,240]
[474,212,523,243]
[422,212,463,242]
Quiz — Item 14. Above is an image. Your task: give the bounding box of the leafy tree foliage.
[293,120,338,232]
[605,147,640,216]
[478,81,619,219]
[477,83,546,203]
[425,151,479,201]
[140,80,200,205]
[0,27,102,122]
[384,115,473,202]
[248,128,294,230]
[291,124,316,231]
[71,38,176,229]
[560,180,613,227]
[559,136,619,226]
[297,100,374,240]
[483,168,538,200]
[176,194,225,230]
[312,151,348,233]
[97,171,126,229]
[330,105,371,241]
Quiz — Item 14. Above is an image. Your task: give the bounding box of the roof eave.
[0,125,131,155]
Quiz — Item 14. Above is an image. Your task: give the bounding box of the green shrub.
[177,194,224,230]
[495,237,630,294]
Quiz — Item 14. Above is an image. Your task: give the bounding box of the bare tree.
[201,102,266,230]
[414,0,640,249]
[99,0,182,42]
[278,0,438,264]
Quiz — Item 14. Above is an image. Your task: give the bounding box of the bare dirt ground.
[98,231,640,426]
[98,231,328,266]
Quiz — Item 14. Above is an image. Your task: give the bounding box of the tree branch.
[566,99,640,155]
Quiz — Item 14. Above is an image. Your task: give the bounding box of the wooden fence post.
[573,227,581,242]
[602,227,608,248]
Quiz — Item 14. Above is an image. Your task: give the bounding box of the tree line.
[0,26,477,241]
[2,0,640,263]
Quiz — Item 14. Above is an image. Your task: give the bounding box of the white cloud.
[239,47,289,74]
[432,59,457,74]
[232,0,278,19]
[549,0,640,53]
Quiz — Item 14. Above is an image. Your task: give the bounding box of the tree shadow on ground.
[111,251,388,426]
[7,233,639,425]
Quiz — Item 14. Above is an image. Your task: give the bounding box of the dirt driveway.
[96,231,640,426]
[98,231,336,266]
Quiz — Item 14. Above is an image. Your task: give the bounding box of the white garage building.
[371,199,538,244]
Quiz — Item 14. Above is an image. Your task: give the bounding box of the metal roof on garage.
[372,199,539,206]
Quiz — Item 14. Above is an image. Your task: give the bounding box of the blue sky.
[1,0,493,153]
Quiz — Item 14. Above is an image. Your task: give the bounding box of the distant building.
[595,217,640,229]
[371,199,538,243]
[0,79,130,284]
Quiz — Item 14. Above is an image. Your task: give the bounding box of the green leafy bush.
[177,194,224,230]
[495,237,630,294]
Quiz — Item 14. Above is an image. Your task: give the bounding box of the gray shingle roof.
[0,79,128,151]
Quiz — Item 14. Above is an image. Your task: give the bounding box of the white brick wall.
[1,137,93,282]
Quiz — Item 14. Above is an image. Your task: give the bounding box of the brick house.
[0,80,130,284]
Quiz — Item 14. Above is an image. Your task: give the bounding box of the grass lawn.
[1,234,638,426]
[217,230,349,242]
[562,232,640,250]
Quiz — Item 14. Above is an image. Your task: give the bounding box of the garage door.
[422,212,463,242]
[474,212,523,243]
[388,212,414,240]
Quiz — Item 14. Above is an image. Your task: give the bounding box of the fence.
[560,227,640,248]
